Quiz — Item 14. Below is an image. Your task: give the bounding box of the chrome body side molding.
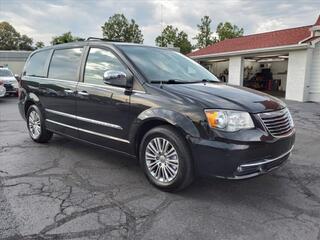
[45,109,123,130]
[45,119,130,143]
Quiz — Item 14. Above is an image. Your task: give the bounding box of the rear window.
[48,48,83,81]
[25,50,51,77]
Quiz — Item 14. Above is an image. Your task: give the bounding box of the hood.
[0,76,16,84]
[161,82,286,113]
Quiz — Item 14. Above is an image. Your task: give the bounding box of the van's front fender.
[128,108,200,145]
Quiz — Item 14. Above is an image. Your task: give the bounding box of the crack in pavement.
[1,98,320,240]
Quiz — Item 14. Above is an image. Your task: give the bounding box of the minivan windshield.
[0,69,13,77]
[118,45,219,83]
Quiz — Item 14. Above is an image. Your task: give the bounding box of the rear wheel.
[27,105,53,143]
[139,125,194,191]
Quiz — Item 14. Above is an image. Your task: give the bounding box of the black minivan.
[18,40,295,191]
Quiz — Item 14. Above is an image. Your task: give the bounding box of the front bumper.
[4,84,18,93]
[228,145,293,179]
[189,129,295,179]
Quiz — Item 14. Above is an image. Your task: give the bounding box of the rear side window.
[25,50,51,77]
[48,48,83,81]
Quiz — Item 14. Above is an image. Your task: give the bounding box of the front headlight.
[204,109,254,132]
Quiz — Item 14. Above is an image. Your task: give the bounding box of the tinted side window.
[25,50,51,77]
[84,48,126,85]
[48,48,83,81]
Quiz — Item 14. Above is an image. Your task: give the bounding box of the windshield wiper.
[200,79,219,83]
[149,79,219,84]
[150,79,191,84]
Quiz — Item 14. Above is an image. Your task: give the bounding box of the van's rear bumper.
[189,130,295,179]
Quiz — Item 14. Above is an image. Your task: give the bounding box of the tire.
[139,125,194,191]
[26,105,53,143]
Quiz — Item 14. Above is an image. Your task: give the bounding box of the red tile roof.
[315,15,320,26]
[188,15,320,58]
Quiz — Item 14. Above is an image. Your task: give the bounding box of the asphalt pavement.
[0,97,320,240]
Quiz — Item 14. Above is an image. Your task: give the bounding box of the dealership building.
[189,15,320,102]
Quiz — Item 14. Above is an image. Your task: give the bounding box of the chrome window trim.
[45,109,123,130]
[45,119,129,143]
[132,89,146,94]
[25,76,78,83]
[77,81,126,92]
[24,76,146,93]
[25,76,124,91]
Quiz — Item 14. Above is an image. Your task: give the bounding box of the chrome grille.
[258,108,294,137]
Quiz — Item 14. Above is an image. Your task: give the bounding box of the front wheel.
[27,105,53,143]
[139,125,194,191]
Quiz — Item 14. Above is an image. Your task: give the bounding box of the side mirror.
[103,70,133,88]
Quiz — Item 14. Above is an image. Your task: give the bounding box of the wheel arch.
[129,108,200,156]
[24,93,43,117]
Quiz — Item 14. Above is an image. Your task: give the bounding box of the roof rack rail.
[86,37,122,42]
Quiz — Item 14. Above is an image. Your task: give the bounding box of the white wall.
[228,56,244,85]
[286,49,313,101]
[0,51,31,75]
[308,42,320,102]
[0,61,26,75]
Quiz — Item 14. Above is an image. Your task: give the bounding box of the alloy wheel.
[145,137,179,183]
[28,110,41,139]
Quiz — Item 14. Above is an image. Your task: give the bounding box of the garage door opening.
[243,54,289,98]
[200,59,229,82]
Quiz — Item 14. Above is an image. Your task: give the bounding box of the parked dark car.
[18,40,295,191]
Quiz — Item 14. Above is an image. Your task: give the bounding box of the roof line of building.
[222,24,312,41]
[190,43,310,60]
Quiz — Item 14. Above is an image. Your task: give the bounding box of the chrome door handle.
[64,89,74,93]
[78,91,89,96]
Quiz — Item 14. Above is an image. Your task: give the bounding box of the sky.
[0,0,319,46]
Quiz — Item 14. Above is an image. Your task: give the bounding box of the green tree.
[0,21,34,50]
[101,14,143,43]
[175,31,192,54]
[35,41,45,49]
[155,25,177,47]
[155,25,192,54]
[18,34,34,50]
[193,16,216,49]
[51,32,84,45]
[216,22,244,41]
[0,22,20,50]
